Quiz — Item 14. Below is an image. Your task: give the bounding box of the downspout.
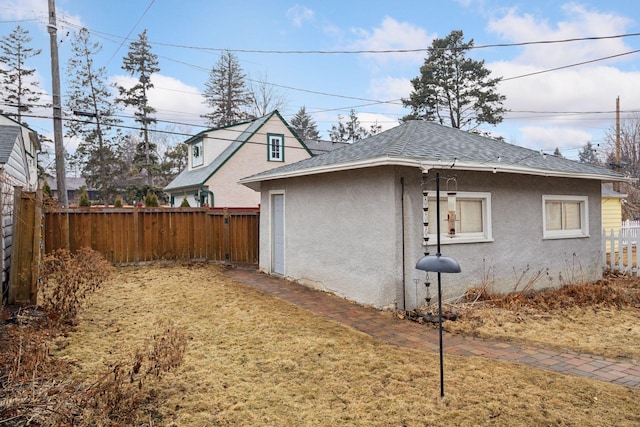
[400,177,406,311]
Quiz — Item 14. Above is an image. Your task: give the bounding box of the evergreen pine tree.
[578,142,600,165]
[402,30,506,131]
[290,106,320,140]
[202,50,250,127]
[65,28,122,206]
[0,25,46,123]
[116,29,160,185]
[329,110,380,143]
[79,187,91,207]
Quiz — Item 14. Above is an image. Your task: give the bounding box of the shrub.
[145,190,159,207]
[42,180,52,197]
[180,197,190,207]
[83,320,187,425]
[113,195,123,207]
[40,248,114,325]
[79,187,91,207]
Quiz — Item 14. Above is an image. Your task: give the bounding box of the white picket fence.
[603,221,640,276]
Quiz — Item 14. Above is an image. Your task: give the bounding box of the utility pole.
[47,0,68,207]
[615,96,621,192]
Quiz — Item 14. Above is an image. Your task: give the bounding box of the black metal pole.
[435,172,444,397]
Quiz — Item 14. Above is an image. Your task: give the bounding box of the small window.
[268,133,284,162]
[426,191,492,244]
[192,140,203,167]
[543,195,589,239]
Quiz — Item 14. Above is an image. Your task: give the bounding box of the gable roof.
[165,111,311,192]
[0,114,40,151]
[240,120,631,190]
[0,125,21,164]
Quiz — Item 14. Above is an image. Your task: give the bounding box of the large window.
[427,191,492,244]
[268,133,284,162]
[543,195,589,239]
[192,140,203,167]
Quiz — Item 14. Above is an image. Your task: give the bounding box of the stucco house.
[240,120,630,310]
[0,115,40,303]
[164,111,313,208]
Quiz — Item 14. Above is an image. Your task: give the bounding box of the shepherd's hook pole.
[435,172,444,397]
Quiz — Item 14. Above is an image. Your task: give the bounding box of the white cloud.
[286,4,314,28]
[487,4,633,67]
[0,0,83,39]
[517,126,593,152]
[110,74,207,127]
[350,17,435,66]
[368,76,412,102]
[357,112,398,132]
[482,5,639,156]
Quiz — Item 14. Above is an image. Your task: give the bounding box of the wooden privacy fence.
[44,207,259,265]
[603,228,638,276]
[8,190,43,305]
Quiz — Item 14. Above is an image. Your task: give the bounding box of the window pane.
[459,199,482,233]
[546,201,562,230]
[271,139,278,157]
[563,201,581,230]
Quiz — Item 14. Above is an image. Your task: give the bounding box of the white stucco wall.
[258,166,605,310]
[403,169,604,308]
[259,167,404,309]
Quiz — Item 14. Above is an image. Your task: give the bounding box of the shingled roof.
[0,125,21,164]
[240,120,629,190]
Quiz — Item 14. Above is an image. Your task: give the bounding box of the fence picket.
[44,207,259,266]
[604,222,638,276]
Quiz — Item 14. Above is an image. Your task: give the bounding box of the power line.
[503,49,640,81]
[104,0,155,67]
[78,30,640,55]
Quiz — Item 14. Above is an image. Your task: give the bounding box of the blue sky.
[2,0,640,163]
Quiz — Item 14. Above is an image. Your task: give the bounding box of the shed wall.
[259,167,402,309]
[404,170,603,305]
[258,167,605,310]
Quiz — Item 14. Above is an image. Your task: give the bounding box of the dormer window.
[192,140,203,167]
[268,133,284,162]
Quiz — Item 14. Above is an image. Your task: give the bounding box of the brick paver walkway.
[224,267,640,389]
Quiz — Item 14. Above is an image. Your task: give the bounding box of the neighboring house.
[0,115,40,302]
[47,176,100,205]
[240,120,631,310]
[601,184,626,234]
[164,111,313,208]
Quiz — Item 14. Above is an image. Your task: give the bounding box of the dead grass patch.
[2,261,640,425]
[445,274,640,361]
[42,263,640,426]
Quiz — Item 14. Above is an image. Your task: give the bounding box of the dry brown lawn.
[444,276,640,362]
[47,263,640,426]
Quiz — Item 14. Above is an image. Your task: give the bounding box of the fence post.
[223,207,231,265]
[8,190,42,305]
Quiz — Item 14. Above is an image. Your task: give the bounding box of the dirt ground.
[2,262,640,426]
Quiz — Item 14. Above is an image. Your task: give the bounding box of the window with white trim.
[192,140,203,167]
[427,191,492,244]
[268,133,284,162]
[543,195,589,239]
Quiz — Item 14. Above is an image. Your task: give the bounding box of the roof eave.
[240,156,635,191]
[420,160,635,183]
[239,156,423,191]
